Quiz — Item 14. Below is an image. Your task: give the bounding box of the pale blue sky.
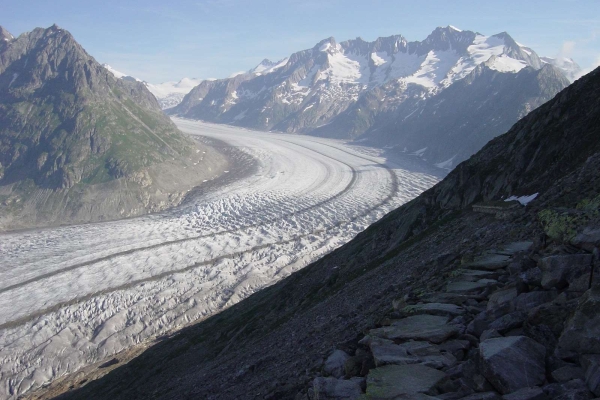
[3,0,599,83]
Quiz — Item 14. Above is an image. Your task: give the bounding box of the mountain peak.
[0,26,13,42]
[315,37,337,52]
[420,25,476,54]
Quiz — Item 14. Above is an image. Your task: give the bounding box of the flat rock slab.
[479,336,546,394]
[446,280,496,294]
[493,241,533,256]
[370,315,460,344]
[402,303,465,317]
[398,341,441,357]
[419,292,481,305]
[371,342,416,367]
[465,254,512,270]
[312,377,362,399]
[366,364,447,398]
[458,269,501,281]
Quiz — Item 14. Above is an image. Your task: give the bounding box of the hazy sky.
[3,0,600,83]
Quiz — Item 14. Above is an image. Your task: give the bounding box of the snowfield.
[0,119,441,398]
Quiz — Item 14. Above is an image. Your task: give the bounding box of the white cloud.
[558,40,576,58]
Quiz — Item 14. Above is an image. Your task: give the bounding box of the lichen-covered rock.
[479,336,546,394]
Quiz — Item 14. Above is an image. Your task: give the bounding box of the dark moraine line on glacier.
[0,160,398,331]
[0,140,366,295]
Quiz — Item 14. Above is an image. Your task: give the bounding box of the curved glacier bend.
[0,120,440,398]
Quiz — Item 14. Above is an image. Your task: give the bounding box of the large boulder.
[558,287,600,354]
[479,336,546,394]
[366,364,447,398]
[539,254,593,290]
[513,291,557,312]
[324,350,351,378]
[571,227,600,251]
[581,354,600,396]
[487,287,518,312]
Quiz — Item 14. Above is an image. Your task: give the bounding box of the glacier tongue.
[0,120,441,399]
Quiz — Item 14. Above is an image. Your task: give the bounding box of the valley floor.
[0,119,441,399]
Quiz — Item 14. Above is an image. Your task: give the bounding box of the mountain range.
[102,64,203,110]
[0,25,225,230]
[170,26,575,168]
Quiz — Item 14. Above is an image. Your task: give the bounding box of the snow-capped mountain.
[541,56,582,82]
[102,64,201,109]
[144,78,203,109]
[171,26,571,166]
[101,64,141,82]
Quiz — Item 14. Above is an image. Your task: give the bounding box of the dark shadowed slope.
[47,68,600,400]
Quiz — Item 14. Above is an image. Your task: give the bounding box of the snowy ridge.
[541,56,583,82]
[101,64,141,81]
[172,25,566,136]
[102,64,202,109]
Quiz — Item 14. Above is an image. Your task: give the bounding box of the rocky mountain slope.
[44,66,600,399]
[0,25,226,231]
[170,26,572,166]
[102,64,203,110]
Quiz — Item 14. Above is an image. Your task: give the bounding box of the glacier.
[0,119,441,398]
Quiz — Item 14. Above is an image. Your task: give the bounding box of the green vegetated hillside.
[0,25,226,230]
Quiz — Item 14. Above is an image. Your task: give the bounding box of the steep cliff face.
[0,25,226,230]
[49,69,600,400]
